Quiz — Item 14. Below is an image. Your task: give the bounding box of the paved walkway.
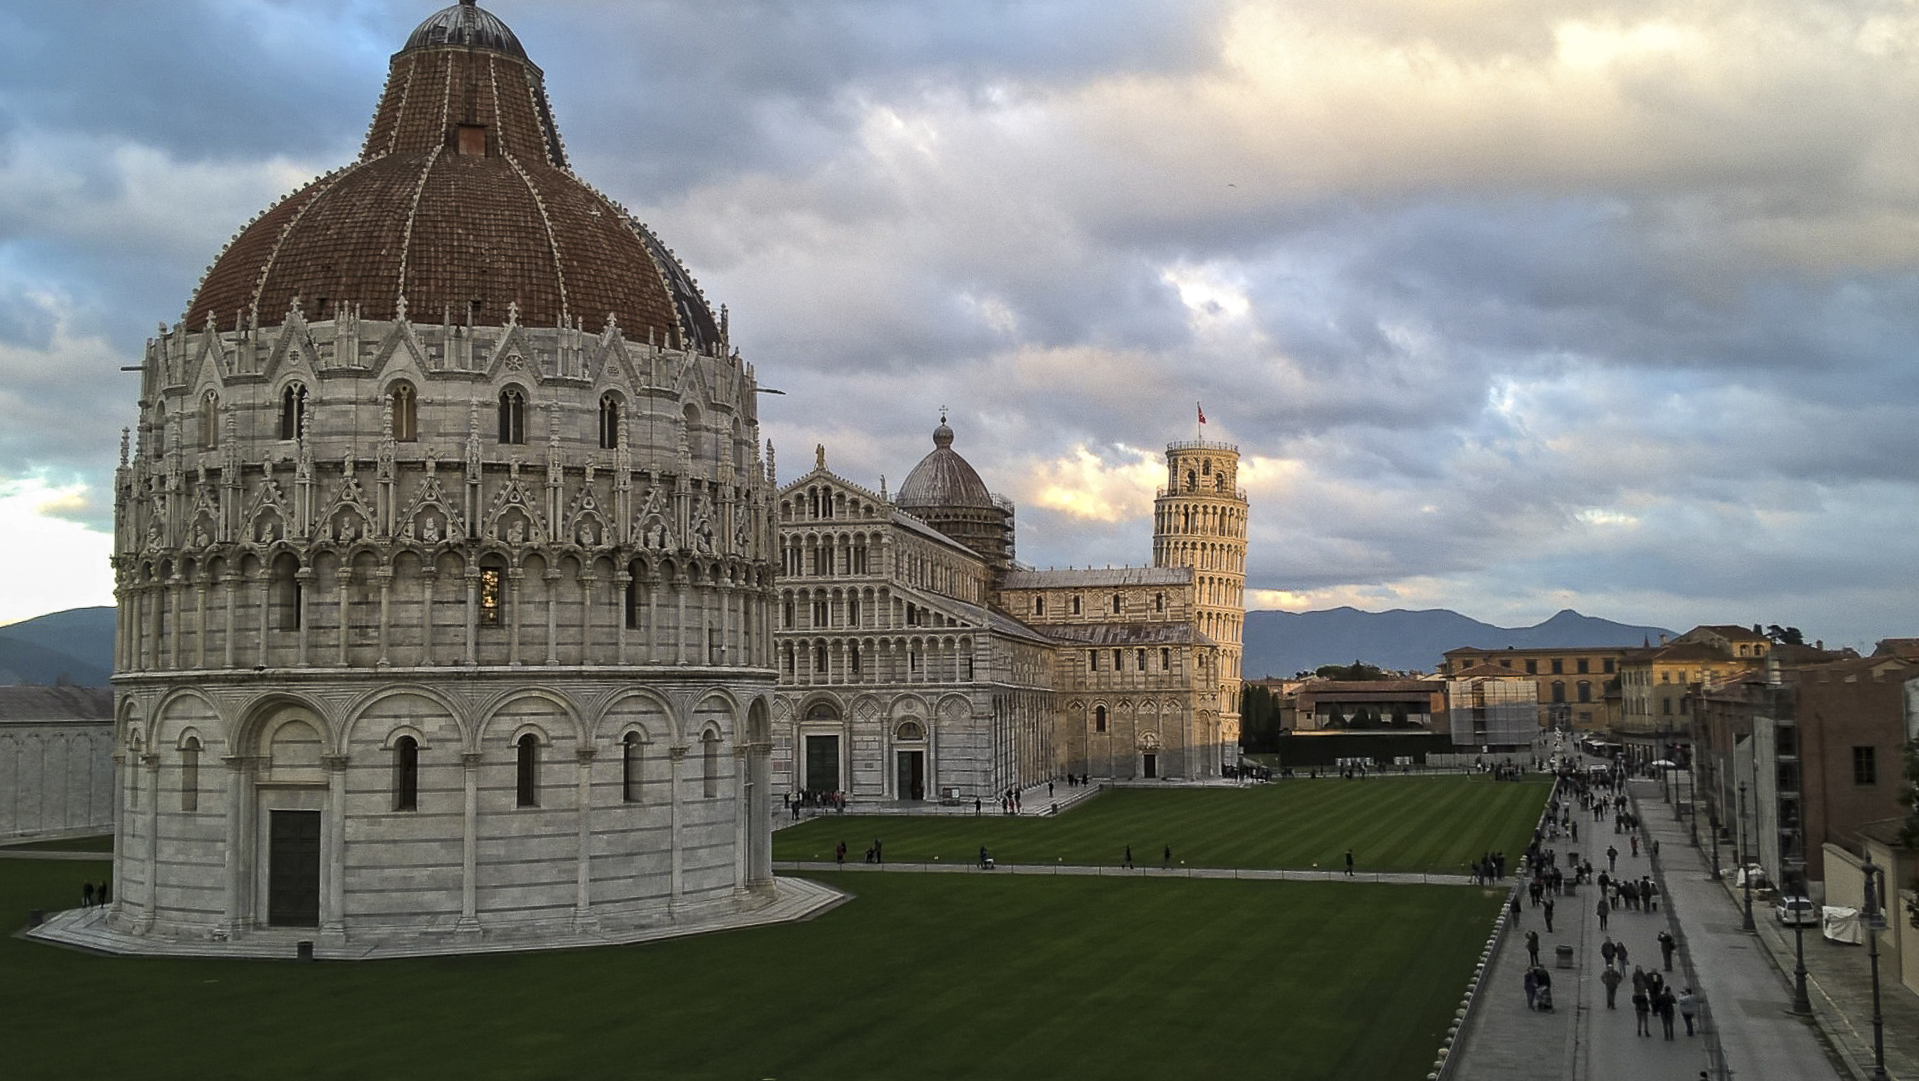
[1451,766,1871,1081]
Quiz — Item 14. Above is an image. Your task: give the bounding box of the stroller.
[1534,982,1555,1012]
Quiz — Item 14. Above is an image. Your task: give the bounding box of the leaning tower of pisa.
[1153,439,1248,768]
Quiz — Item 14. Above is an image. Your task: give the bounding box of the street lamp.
[1738,781,1755,932]
[1861,852,1890,1081]
[1709,813,1721,881]
[1789,823,1811,1014]
[1686,757,1698,847]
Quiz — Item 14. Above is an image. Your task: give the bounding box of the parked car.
[1777,895,1817,926]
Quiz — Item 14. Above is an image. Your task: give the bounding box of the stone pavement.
[1643,777,1919,1081]
[1451,767,1858,1081]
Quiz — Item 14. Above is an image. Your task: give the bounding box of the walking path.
[1451,764,1873,1081]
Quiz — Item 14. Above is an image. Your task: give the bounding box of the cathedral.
[771,420,1248,803]
[103,2,802,951]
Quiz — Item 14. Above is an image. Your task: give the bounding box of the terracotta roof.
[1001,567,1192,589]
[184,3,717,349]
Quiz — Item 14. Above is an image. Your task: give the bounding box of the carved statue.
[506,520,525,545]
[420,515,440,543]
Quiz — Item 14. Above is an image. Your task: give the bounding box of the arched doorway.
[895,720,926,801]
[253,705,329,929]
[800,701,843,795]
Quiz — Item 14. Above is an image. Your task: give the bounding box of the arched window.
[622,732,643,803]
[180,736,201,812]
[200,392,220,449]
[599,393,622,449]
[702,731,720,798]
[1551,681,1566,704]
[152,402,167,458]
[1112,593,1123,614]
[479,561,505,627]
[1033,596,1045,616]
[498,387,526,444]
[280,384,307,441]
[394,735,419,811]
[516,733,540,807]
[1095,705,1107,733]
[390,382,418,443]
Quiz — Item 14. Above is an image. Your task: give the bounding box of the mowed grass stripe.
[776,774,1548,874]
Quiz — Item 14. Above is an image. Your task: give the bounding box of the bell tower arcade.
[1153,440,1248,769]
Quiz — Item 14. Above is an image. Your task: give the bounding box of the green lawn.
[2,858,1501,1081]
[777,774,1547,874]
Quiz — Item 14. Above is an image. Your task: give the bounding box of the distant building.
[0,686,114,838]
[1438,646,1628,732]
[770,423,1245,796]
[1287,680,1445,732]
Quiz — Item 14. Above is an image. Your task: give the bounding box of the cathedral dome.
[898,419,996,510]
[184,0,719,350]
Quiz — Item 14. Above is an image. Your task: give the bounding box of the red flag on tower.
[1197,402,1207,425]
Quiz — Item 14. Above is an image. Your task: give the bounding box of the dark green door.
[268,810,321,927]
[805,735,840,793]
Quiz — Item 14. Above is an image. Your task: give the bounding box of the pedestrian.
[1632,986,1652,1036]
[1601,937,1617,969]
[1678,988,1698,1036]
[1345,848,1355,876]
[874,838,883,864]
[1607,844,1618,872]
[975,797,981,815]
[1656,987,1676,1039]
[1658,930,1676,972]
[1523,965,1539,1010]
[1616,940,1629,969]
[1163,845,1172,869]
[1526,929,1540,967]
[979,845,990,869]
[1631,834,1639,857]
[1510,893,1522,923]
[1601,964,1623,1009]
[1123,845,1133,869]
[1597,897,1609,931]
[81,881,94,908]
[1543,895,1555,932]
[835,840,846,867]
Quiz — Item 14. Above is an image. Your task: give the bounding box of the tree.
[1316,660,1388,681]
[1325,703,1347,730]
[1764,625,1805,646]
[1239,684,1284,754]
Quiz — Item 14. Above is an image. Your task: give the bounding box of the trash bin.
[297,940,315,962]
[1555,943,1575,969]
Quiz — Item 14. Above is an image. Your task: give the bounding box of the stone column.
[219,755,247,937]
[732,743,749,895]
[421,576,436,666]
[295,568,313,667]
[321,754,348,941]
[256,577,270,668]
[507,571,524,665]
[748,740,774,890]
[376,569,393,667]
[668,744,686,912]
[195,580,209,669]
[222,573,238,669]
[614,573,630,665]
[463,573,479,667]
[573,746,596,930]
[139,752,160,932]
[335,568,351,666]
[458,751,482,932]
[108,750,126,922]
[545,570,560,666]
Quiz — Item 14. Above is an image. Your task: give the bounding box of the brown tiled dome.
[185,1,719,350]
[898,419,997,510]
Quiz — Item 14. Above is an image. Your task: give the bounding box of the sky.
[2,0,1917,650]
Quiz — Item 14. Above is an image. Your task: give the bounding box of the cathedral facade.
[771,422,1248,802]
[107,2,785,949]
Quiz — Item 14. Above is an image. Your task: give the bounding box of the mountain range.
[1242,607,1677,679]
[0,604,1676,688]
[0,607,115,687]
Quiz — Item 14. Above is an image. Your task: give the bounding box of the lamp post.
[1686,754,1698,847]
[1861,852,1889,1081]
[1738,781,1755,932]
[1789,824,1811,1015]
[1709,813,1721,881]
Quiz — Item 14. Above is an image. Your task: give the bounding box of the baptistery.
[107,1,783,950]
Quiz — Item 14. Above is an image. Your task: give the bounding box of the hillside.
[1243,607,1676,679]
[0,606,115,686]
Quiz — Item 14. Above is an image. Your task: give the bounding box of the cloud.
[0,477,114,624]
